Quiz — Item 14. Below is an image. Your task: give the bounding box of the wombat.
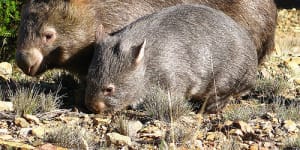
[85,5,258,114]
[16,0,276,77]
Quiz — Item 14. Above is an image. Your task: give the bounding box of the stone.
[0,135,13,140]
[14,117,30,128]
[19,128,32,137]
[0,139,35,149]
[106,132,132,146]
[0,101,13,111]
[284,57,300,73]
[128,120,143,137]
[250,144,259,150]
[23,114,41,125]
[32,127,46,138]
[283,120,299,133]
[0,129,8,134]
[59,116,80,124]
[37,143,68,150]
[0,62,12,80]
[229,129,244,137]
[206,132,226,141]
[93,117,111,126]
[233,120,254,134]
[138,125,164,139]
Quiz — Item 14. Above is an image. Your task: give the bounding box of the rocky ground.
[0,9,300,150]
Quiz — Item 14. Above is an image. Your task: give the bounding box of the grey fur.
[85,5,258,113]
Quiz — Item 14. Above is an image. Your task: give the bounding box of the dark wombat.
[85,5,258,114]
[16,0,276,77]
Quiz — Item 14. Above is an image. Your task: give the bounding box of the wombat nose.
[89,101,107,113]
[16,51,32,73]
[102,84,115,96]
[15,49,43,76]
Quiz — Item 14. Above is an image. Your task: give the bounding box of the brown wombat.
[85,5,258,113]
[16,0,276,77]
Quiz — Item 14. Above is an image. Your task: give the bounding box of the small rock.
[0,62,12,80]
[239,143,249,149]
[260,121,273,134]
[194,140,203,149]
[23,114,40,125]
[283,120,299,133]
[106,132,132,146]
[229,129,244,136]
[59,116,80,124]
[294,77,300,85]
[32,127,45,138]
[14,117,30,128]
[128,120,143,137]
[138,125,164,140]
[261,112,275,120]
[0,139,35,149]
[263,142,273,148]
[250,144,259,150]
[19,128,32,137]
[233,120,254,134]
[93,117,111,126]
[206,132,226,141]
[224,120,233,126]
[0,129,8,134]
[0,135,13,140]
[37,143,68,150]
[284,57,300,72]
[0,101,13,111]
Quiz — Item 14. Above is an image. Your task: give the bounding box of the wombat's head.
[16,0,95,76]
[85,27,146,113]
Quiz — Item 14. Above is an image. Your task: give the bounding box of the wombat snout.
[85,100,108,113]
[85,84,116,113]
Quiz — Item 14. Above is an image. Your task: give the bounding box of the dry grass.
[222,101,267,121]
[45,125,96,149]
[9,84,62,115]
[143,86,192,123]
[282,133,300,150]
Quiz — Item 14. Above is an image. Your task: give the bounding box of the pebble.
[0,62,12,80]
[23,114,40,125]
[0,101,13,111]
[283,120,299,133]
[14,118,30,128]
[128,120,143,137]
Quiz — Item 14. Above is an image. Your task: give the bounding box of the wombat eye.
[45,33,53,41]
[102,84,115,96]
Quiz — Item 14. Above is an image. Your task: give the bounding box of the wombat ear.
[95,24,107,42]
[132,39,146,66]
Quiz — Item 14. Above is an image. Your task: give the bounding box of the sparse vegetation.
[282,133,300,150]
[221,137,241,150]
[113,115,129,136]
[45,125,96,149]
[165,123,194,147]
[222,102,267,121]
[271,98,300,121]
[143,86,192,122]
[9,84,62,115]
[255,71,291,99]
